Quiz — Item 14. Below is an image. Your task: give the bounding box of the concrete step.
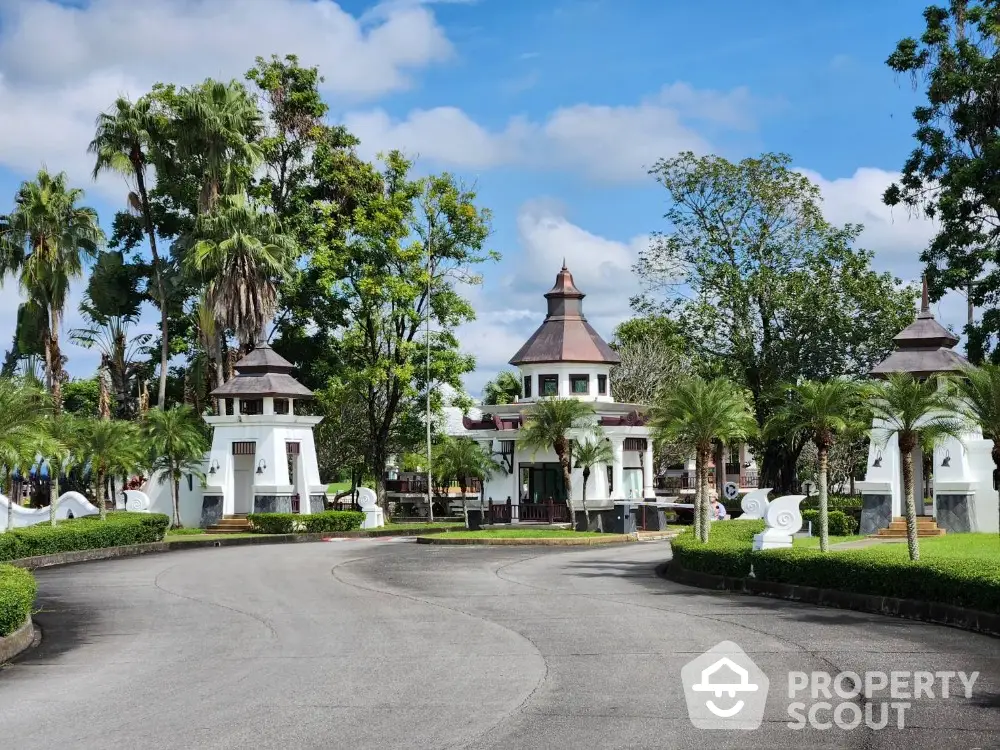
[205,527,252,534]
[875,528,946,538]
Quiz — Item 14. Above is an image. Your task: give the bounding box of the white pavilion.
[460,264,655,527]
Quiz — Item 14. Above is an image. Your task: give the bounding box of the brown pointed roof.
[509,264,620,366]
[210,342,313,398]
[870,277,968,377]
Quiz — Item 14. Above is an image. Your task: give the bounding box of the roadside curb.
[658,559,1000,638]
[0,616,34,664]
[415,534,635,546]
[6,527,459,570]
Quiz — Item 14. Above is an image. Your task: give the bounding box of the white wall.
[516,363,614,403]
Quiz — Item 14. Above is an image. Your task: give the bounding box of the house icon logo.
[681,641,769,730]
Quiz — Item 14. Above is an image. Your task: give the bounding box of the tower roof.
[509,263,620,366]
[870,277,968,377]
[210,342,313,399]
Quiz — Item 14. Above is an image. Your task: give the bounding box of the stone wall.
[200,495,223,528]
[860,494,892,535]
[936,494,974,533]
[309,494,325,514]
[254,495,293,514]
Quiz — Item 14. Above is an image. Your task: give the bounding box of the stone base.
[860,494,892,535]
[309,494,325,514]
[467,509,483,530]
[254,495,293,514]
[200,495,222,528]
[936,494,973,533]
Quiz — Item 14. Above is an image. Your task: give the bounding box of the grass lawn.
[326,481,351,494]
[794,535,867,548]
[439,528,604,539]
[860,533,1000,561]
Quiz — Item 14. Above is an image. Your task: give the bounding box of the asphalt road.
[1,538,998,749]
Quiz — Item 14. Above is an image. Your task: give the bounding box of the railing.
[489,498,569,524]
[385,478,482,494]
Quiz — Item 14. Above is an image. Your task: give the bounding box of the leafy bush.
[802,494,863,511]
[801,509,859,536]
[0,564,36,637]
[300,511,364,533]
[247,513,297,534]
[670,520,763,578]
[0,513,170,562]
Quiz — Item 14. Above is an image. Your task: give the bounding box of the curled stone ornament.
[753,495,806,551]
[740,488,771,519]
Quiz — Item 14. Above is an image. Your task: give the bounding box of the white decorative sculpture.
[752,494,806,551]
[0,491,100,532]
[124,490,152,512]
[356,487,384,529]
[740,488,772,520]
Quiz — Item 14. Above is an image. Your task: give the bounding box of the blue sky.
[0,0,947,394]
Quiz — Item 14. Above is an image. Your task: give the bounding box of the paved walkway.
[0,539,997,748]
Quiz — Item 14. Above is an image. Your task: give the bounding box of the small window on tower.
[570,374,589,394]
[523,376,532,399]
[540,375,559,396]
[597,374,607,395]
[274,398,289,415]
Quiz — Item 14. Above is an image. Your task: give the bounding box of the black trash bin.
[610,501,637,534]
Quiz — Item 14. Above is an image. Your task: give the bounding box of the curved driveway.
[1,539,998,749]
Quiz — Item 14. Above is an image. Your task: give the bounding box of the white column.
[263,397,274,415]
[611,437,624,500]
[643,439,654,499]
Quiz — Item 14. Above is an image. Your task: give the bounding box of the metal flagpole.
[426,246,434,523]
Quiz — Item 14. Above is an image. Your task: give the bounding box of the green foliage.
[143,406,208,527]
[61,378,102,417]
[247,513,297,534]
[0,513,170,564]
[801,509,858,536]
[884,3,1000,360]
[300,511,365,533]
[0,378,58,479]
[0,564,36,637]
[670,521,763,577]
[482,370,522,405]
[955,364,1000,442]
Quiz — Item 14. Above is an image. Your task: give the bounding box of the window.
[274,398,290,415]
[523,376,532,399]
[225,399,234,416]
[570,374,589,395]
[540,375,559,396]
[240,399,263,415]
[597,374,607,395]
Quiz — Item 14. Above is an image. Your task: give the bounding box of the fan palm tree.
[650,377,756,543]
[866,373,966,561]
[518,398,597,526]
[434,437,497,528]
[953,364,1000,535]
[573,436,614,528]
[143,406,208,528]
[88,95,172,409]
[184,193,297,349]
[79,419,144,520]
[0,378,58,530]
[0,171,104,410]
[765,379,864,552]
[44,414,83,525]
[176,79,263,213]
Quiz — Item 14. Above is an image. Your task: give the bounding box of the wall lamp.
[872,451,883,468]
[208,459,220,476]
[942,451,951,468]
[256,459,267,475]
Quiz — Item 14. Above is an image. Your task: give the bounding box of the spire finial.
[921,275,929,313]
[562,257,567,270]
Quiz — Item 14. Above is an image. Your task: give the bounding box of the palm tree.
[866,373,966,561]
[143,406,208,528]
[650,377,756,542]
[184,193,297,349]
[79,419,144,520]
[434,437,497,528]
[176,79,263,213]
[483,371,522,405]
[89,95,171,409]
[44,414,83,525]
[0,171,104,410]
[952,364,1000,535]
[518,398,597,527]
[765,379,863,552]
[573,436,614,528]
[0,378,58,530]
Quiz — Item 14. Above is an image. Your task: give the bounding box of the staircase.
[874,517,945,538]
[205,514,252,534]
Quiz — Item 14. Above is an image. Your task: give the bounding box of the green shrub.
[802,494,863,511]
[670,520,763,578]
[0,564,36,637]
[801,509,859,536]
[247,513,297,534]
[300,511,364,533]
[0,513,170,562]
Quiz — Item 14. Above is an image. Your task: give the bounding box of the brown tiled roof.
[209,342,313,398]
[509,264,621,366]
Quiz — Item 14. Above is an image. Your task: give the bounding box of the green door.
[529,464,565,502]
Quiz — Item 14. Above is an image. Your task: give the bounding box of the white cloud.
[345,83,759,182]
[0,0,455,197]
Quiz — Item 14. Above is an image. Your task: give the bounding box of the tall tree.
[79,419,143,520]
[519,398,598,526]
[0,378,58,530]
[635,152,914,492]
[0,170,104,410]
[143,405,208,528]
[650,377,756,542]
[89,95,173,407]
[765,379,864,552]
[884,1,1000,360]
[331,153,495,506]
[954,363,1000,532]
[433,437,496,528]
[866,374,965,561]
[482,370,522,405]
[573,436,614,528]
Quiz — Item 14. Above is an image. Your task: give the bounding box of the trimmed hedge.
[247,511,365,534]
[801,509,859,536]
[671,523,1000,615]
[0,564,36,637]
[0,513,170,562]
